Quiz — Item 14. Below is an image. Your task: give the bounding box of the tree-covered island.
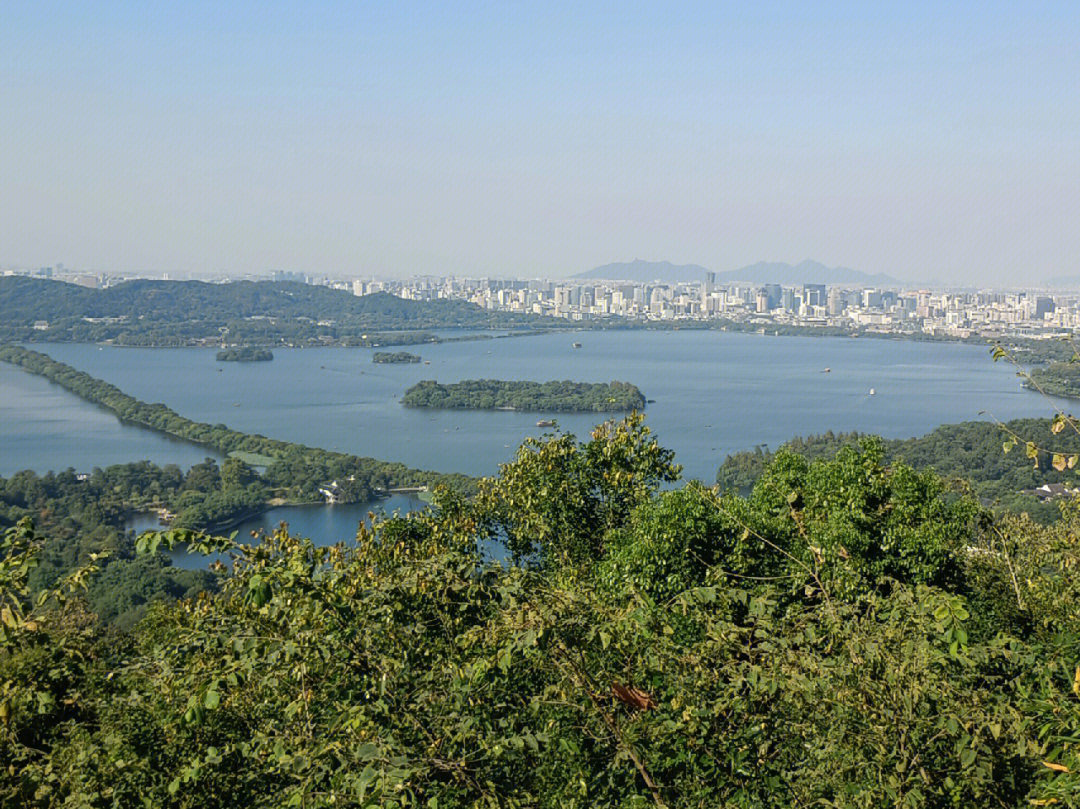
[372,350,422,363]
[402,379,646,412]
[215,346,274,362]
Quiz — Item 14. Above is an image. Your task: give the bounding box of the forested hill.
[0,277,556,344]
[0,277,486,322]
[716,417,1076,521]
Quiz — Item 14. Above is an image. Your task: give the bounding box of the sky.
[2,1,1078,284]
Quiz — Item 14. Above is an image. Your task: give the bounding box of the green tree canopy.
[2,418,1079,807]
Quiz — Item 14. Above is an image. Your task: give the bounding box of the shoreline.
[127,489,424,538]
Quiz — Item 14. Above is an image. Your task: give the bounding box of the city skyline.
[7,256,1080,292]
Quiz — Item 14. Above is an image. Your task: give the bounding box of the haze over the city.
[3,1,1078,285]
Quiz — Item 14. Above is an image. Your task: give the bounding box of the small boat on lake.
[572,342,582,349]
[869,388,876,396]
[821,367,831,373]
[536,419,555,428]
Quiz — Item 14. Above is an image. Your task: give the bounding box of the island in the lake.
[401,379,646,412]
[373,351,422,364]
[216,346,274,362]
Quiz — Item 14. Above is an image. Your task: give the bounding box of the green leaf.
[135,531,161,555]
[356,743,380,761]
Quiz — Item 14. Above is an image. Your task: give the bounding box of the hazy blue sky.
[3,1,1078,283]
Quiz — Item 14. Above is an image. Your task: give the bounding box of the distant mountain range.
[574,259,905,287]
[574,260,712,284]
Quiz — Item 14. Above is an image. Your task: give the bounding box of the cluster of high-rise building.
[5,265,1079,339]
[352,276,1078,339]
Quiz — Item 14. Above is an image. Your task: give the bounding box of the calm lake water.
[126,494,423,570]
[0,360,217,476]
[17,331,1064,485]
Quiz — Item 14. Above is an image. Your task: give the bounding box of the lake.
[0,359,217,476]
[126,493,425,570]
[16,331,1063,484]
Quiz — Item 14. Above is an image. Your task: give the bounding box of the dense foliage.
[0,462,224,628]
[1027,361,1080,399]
[0,345,473,505]
[2,415,1079,807]
[1004,336,1080,365]
[402,379,647,412]
[372,351,422,364]
[717,418,1080,522]
[216,347,274,362]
